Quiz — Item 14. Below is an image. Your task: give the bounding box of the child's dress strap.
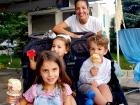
[34,84,63,105]
[36,84,43,95]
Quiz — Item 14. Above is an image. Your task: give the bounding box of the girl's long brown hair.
[35,51,72,89]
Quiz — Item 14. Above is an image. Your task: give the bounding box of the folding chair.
[119,28,140,95]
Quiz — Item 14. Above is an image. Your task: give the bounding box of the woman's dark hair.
[74,0,89,8]
[35,51,72,88]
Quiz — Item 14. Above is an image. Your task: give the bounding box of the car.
[0,39,17,48]
[0,39,17,55]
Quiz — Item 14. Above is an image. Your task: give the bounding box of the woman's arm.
[52,22,81,38]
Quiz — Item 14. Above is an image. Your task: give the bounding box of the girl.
[28,34,71,92]
[29,34,71,70]
[8,51,76,105]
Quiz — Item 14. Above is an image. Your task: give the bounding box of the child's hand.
[91,81,98,87]
[27,49,36,70]
[90,66,98,76]
[7,96,18,104]
[27,49,36,59]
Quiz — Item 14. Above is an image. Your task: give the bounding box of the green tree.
[110,0,140,52]
[122,0,140,28]
[110,17,116,52]
[0,12,28,40]
[0,12,28,56]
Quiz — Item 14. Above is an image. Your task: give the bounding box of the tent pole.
[116,31,120,66]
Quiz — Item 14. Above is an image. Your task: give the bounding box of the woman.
[53,0,102,38]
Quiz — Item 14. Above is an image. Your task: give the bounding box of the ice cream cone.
[7,78,22,105]
[91,54,102,64]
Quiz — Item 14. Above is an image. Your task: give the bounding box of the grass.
[111,53,133,70]
[0,53,133,70]
[0,55,21,69]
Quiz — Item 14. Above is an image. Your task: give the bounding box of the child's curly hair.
[87,35,109,49]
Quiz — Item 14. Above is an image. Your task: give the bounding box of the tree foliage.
[0,12,28,41]
[122,0,140,28]
[0,12,28,56]
[110,17,117,52]
[110,0,140,52]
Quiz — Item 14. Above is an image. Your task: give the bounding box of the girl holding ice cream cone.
[7,51,76,105]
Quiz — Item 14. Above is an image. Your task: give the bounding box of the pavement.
[118,70,140,105]
[0,69,22,105]
[0,69,140,105]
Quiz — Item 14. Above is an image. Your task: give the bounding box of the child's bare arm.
[64,95,77,105]
[91,80,98,87]
[7,96,28,105]
[27,49,36,70]
[29,58,36,70]
[7,96,17,104]
[18,98,28,105]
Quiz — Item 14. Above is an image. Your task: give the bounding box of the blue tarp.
[119,28,140,82]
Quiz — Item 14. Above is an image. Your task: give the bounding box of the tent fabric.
[134,62,140,82]
[119,28,140,82]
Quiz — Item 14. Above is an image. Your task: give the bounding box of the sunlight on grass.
[0,53,134,70]
[0,55,21,68]
[111,53,133,70]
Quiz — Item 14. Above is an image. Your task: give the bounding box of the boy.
[78,35,113,105]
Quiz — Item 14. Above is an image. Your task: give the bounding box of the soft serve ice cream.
[7,78,22,96]
[91,54,102,64]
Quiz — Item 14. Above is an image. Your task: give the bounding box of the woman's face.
[75,0,89,24]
